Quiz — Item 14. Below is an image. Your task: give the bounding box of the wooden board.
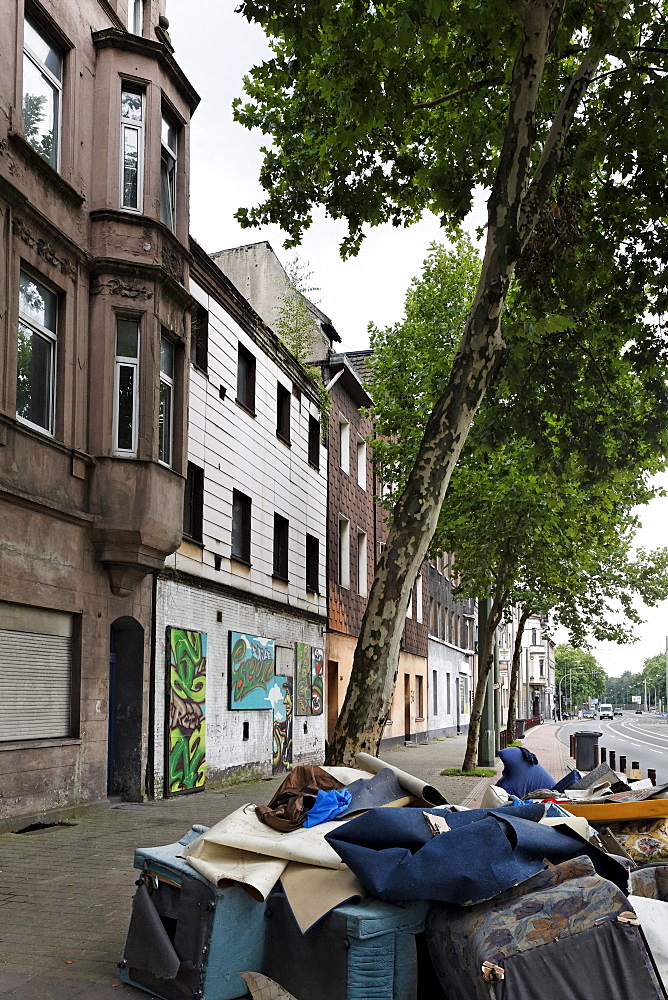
[563,799,668,823]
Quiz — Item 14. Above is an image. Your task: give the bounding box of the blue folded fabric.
[303,787,352,827]
[553,769,582,793]
[325,804,628,904]
[497,746,556,797]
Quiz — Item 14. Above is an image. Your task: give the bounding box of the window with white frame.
[160,114,177,231]
[120,86,144,211]
[113,318,139,455]
[127,0,143,34]
[357,530,367,597]
[23,16,62,170]
[338,516,350,589]
[158,335,174,466]
[339,416,350,474]
[17,270,57,435]
[357,437,366,490]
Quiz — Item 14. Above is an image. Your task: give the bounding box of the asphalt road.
[558,710,668,784]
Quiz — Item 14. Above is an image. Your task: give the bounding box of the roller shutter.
[0,601,73,742]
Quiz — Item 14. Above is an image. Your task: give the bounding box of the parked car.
[583,710,596,719]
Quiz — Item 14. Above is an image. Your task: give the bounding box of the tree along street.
[236,1,668,765]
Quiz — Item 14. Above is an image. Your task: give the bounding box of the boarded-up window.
[0,601,73,741]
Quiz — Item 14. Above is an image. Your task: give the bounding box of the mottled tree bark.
[506,608,532,743]
[326,1,608,767]
[462,588,508,772]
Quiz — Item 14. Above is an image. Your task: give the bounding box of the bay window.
[159,335,174,466]
[160,115,177,231]
[17,270,57,435]
[113,318,139,455]
[22,16,62,169]
[120,87,144,211]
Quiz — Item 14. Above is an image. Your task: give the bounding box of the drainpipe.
[477,597,495,768]
[145,570,158,800]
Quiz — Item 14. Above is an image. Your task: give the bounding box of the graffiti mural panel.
[311,646,324,715]
[167,628,206,794]
[270,674,293,774]
[295,642,312,716]
[229,632,275,710]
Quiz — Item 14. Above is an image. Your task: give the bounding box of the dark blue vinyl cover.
[497,747,557,797]
[325,805,628,905]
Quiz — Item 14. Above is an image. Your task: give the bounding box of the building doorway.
[404,674,411,742]
[108,617,144,800]
[327,661,339,743]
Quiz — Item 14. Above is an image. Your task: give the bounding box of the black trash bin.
[575,731,602,772]
[515,719,526,739]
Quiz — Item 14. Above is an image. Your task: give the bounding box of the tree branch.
[519,24,621,241]
[410,77,504,112]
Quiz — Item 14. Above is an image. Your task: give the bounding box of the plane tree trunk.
[506,608,533,744]
[326,1,608,766]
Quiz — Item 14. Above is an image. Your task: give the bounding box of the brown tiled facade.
[323,355,428,747]
[0,0,198,825]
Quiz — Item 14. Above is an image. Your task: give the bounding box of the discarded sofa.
[265,889,429,1000]
[426,855,664,1000]
[119,825,266,1000]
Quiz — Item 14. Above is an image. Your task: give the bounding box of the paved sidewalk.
[0,727,570,999]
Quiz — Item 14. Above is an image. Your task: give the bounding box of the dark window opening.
[276,382,291,444]
[183,462,204,542]
[273,513,289,580]
[190,305,208,373]
[214,554,222,571]
[236,343,256,413]
[308,415,320,469]
[231,489,251,563]
[242,720,249,741]
[306,534,319,593]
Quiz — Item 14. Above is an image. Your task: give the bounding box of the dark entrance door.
[108,616,144,800]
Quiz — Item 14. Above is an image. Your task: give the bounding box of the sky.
[167,1,668,678]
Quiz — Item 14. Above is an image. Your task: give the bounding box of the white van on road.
[598,703,613,720]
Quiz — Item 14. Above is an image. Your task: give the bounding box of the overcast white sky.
[168,1,668,677]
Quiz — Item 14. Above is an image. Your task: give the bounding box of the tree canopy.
[235,0,668,764]
[555,644,606,710]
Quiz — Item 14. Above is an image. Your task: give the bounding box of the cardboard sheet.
[629,895,668,988]
[184,803,347,901]
[356,752,447,805]
[280,861,366,933]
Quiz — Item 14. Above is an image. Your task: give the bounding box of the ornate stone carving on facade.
[12,217,77,278]
[91,278,153,300]
[162,246,184,283]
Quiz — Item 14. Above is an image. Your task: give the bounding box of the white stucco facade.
[153,270,328,795]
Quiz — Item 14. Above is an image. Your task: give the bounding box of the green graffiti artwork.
[271,675,293,775]
[295,642,312,716]
[229,632,275,709]
[168,628,206,794]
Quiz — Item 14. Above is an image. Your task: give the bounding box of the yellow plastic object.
[563,800,668,824]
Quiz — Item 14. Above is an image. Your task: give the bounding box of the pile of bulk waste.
[119,750,668,1000]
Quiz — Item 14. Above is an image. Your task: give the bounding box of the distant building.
[424,556,475,735]
[0,0,199,823]
[522,613,556,719]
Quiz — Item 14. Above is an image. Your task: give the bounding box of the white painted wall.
[154,276,329,792]
[154,576,326,796]
[428,638,472,735]
[163,278,328,612]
